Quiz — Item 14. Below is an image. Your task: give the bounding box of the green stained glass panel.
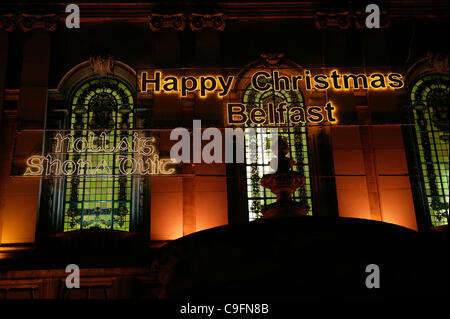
[411,74,449,226]
[63,78,134,231]
[243,81,313,220]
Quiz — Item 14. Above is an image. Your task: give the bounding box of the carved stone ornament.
[260,51,284,66]
[260,137,310,218]
[148,13,186,32]
[18,13,57,32]
[0,14,16,32]
[426,52,449,73]
[188,13,226,31]
[314,12,351,30]
[89,55,115,76]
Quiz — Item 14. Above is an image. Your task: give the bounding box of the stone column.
[149,14,184,66]
[0,15,14,243]
[182,163,196,235]
[0,14,14,132]
[148,14,198,236]
[190,13,225,67]
[180,94,197,235]
[355,92,382,221]
[14,14,56,240]
[307,92,339,217]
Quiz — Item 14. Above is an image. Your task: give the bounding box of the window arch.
[63,77,135,231]
[410,74,449,226]
[243,78,313,220]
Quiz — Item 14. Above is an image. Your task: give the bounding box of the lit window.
[411,74,449,226]
[243,81,313,220]
[63,78,134,231]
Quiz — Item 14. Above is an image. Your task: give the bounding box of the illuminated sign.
[138,69,404,126]
[23,131,176,177]
[139,69,404,96]
[227,101,337,125]
[16,68,406,176]
[140,71,234,97]
[250,70,403,91]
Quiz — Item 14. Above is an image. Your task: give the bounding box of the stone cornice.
[0,1,447,24]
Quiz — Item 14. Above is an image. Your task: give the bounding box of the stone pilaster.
[0,14,15,135]
[13,14,56,241]
[182,163,196,236]
[355,94,382,222]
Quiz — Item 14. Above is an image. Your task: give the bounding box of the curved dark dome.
[153,216,448,299]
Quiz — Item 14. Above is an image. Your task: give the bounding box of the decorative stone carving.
[260,137,309,218]
[18,14,57,32]
[426,52,449,73]
[188,13,226,31]
[89,55,115,76]
[314,12,351,30]
[314,11,390,30]
[260,51,284,66]
[0,14,16,32]
[148,13,186,32]
[406,53,449,89]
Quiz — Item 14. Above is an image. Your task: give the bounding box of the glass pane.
[63,78,134,231]
[243,81,313,220]
[411,74,449,226]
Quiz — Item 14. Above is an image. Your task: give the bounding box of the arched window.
[63,78,134,231]
[243,81,313,220]
[410,74,449,226]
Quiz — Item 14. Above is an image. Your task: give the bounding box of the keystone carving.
[89,55,115,76]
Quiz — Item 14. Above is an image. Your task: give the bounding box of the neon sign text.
[23,132,176,177]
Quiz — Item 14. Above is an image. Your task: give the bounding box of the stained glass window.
[411,74,449,226]
[63,78,134,231]
[243,79,313,220]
